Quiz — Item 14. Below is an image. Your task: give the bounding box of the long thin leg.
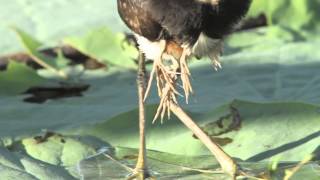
[170,102,239,179]
[136,51,147,174]
[127,52,151,180]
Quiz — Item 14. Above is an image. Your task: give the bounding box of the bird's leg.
[135,52,147,176]
[127,52,154,180]
[169,102,239,179]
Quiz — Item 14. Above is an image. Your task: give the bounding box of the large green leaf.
[2,137,319,179]
[12,27,70,78]
[12,27,61,68]
[0,147,76,180]
[0,0,124,55]
[1,27,320,178]
[248,0,320,39]
[0,34,319,142]
[67,100,320,160]
[0,0,320,179]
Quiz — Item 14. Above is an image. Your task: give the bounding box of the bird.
[117,0,252,179]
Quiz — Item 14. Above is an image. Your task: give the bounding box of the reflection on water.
[71,147,320,180]
[72,146,224,180]
[75,147,133,179]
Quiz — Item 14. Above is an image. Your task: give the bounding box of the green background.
[0,0,319,179]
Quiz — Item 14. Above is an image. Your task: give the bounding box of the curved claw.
[126,168,155,180]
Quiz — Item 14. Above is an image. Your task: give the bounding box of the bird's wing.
[117,0,163,41]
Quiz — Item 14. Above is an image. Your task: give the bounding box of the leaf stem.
[29,53,68,79]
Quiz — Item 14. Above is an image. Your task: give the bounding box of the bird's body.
[118,0,251,62]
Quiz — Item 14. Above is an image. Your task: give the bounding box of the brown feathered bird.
[117,0,252,179]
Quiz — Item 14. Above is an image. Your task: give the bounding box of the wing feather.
[117,0,163,41]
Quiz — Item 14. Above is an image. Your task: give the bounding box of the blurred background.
[0,0,319,54]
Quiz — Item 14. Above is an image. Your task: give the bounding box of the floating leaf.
[0,0,319,179]
[12,27,68,78]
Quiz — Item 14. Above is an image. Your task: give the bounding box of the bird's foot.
[126,168,156,180]
[144,55,180,122]
[214,158,260,180]
[179,48,193,103]
[221,161,240,180]
[145,45,193,122]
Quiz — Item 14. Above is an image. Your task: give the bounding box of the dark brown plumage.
[118,0,251,50]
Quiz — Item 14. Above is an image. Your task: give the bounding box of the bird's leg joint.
[137,53,147,88]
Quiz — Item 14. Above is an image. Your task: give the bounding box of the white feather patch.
[135,34,165,60]
[195,0,219,5]
[192,32,223,69]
